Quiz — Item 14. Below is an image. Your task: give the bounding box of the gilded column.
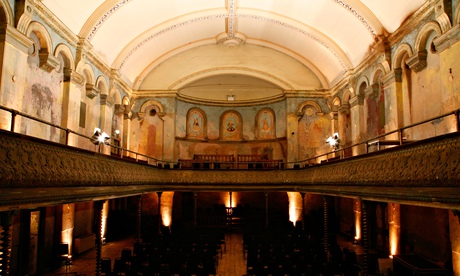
[0,211,16,276]
[449,211,460,276]
[157,192,163,235]
[323,196,329,259]
[136,195,142,243]
[94,200,105,276]
[361,200,369,276]
[193,192,198,228]
[300,192,306,231]
[388,203,401,256]
[265,192,269,228]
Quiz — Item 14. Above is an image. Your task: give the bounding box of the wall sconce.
[326,132,340,151]
[227,95,235,101]
[114,129,120,137]
[91,127,110,146]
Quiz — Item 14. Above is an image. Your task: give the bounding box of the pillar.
[0,211,17,276]
[193,192,198,228]
[94,200,105,276]
[449,211,460,276]
[136,195,142,243]
[361,200,370,276]
[301,192,306,231]
[265,192,269,228]
[388,203,401,257]
[323,196,329,258]
[349,94,366,155]
[157,192,162,235]
[354,199,362,242]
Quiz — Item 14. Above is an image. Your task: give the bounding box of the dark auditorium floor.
[46,232,365,276]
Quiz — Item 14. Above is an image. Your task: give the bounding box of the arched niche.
[186,108,207,140]
[255,108,275,139]
[220,110,243,141]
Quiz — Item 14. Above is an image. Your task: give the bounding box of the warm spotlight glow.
[101,201,109,242]
[288,192,302,226]
[225,192,237,208]
[390,227,399,256]
[161,192,174,227]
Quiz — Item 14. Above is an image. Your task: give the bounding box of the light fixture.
[114,129,120,137]
[227,95,235,101]
[326,132,340,151]
[91,127,110,145]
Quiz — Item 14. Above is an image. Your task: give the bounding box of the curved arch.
[134,41,329,90]
[76,62,96,84]
[455,2,460,25]
[139,99,165,116]
[0,0,14,26]
[342,88,354,104]
[392,43,413,69]
[79,0,126,40]
[370,64,387,85]
[297,100,323,116]
[110,87,122,106]
[355,76,369,95]
[414,21,442,53]
[54,43,75,71]
[170,67,294,91]
[332,96,342,107]
[96,75,109,95]
[26,21,54,54]
[122,96,130,106]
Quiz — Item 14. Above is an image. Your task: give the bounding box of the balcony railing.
[1,104,459,170]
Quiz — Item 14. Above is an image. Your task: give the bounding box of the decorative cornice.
[1,130,460,210]
[87,0,134,41]
[332,0,377,38]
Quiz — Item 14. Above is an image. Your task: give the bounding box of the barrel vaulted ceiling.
[41,0,427,96]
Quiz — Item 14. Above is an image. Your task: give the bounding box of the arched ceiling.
[42,0,427,93]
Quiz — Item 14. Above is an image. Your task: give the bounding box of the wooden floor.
[47,232,247,276]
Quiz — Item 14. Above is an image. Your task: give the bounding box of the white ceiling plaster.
[41,0,428,92]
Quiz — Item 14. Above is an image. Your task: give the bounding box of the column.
[449,211,460,276]
[354,199,362,243]
[157,192,163,235]
[136,195,142,243]
[361,200,370,276]
[300,192,306,231]
[349,93,365,155]
[0,211,17,276]
[323,196,329,259]
[265,192,269,228]
[193,192,198,228]
[94,200,105,276]
[388,203,401,256]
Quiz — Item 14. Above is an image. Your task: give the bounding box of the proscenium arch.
[134,41,329,90]
[170,67,293,91]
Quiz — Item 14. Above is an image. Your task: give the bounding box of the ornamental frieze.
[1,129,460,210]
